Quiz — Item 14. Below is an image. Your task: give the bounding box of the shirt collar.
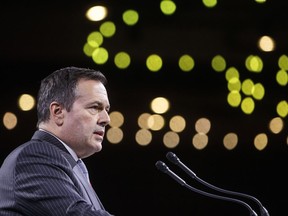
[38,128,79,161]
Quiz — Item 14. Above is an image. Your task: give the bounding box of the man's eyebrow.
[89,101,110,109]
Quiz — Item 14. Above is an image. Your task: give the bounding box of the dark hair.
[36,66,107,127]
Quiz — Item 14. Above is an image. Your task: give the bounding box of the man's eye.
[89,106,99,112]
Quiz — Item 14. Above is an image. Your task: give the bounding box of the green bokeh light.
[227,91,241,107]
[100,21,116,38]
[276,69,288,86]
[114,52,131,69]
[202,0,217,8]
[252,83,265,100]
[122,10,139,26]
[276,100,288,118]
[87,31,103,48]
[211,55,226,72]
[146,54,163,72]
[242,79,254,96]
[83,43,96,57]
[178,55,194,72]
[228,77,241,92]
[278,55,288,70]
[225,67,239,82]
[160,0,177,15]
[241,97,255,114]
[92,47,109,64]
[245,55,263,73]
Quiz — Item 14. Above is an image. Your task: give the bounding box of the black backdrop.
[1,1,288,215]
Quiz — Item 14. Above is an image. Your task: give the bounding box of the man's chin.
[93,143,103,152]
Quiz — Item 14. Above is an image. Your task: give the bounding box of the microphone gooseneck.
[165,151,269,216]
[155,161,258,216]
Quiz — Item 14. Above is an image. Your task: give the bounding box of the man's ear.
[50,102,64,126]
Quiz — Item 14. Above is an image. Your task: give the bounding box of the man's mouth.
[94,130,104,137]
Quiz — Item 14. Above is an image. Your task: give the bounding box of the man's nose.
[99,110,110,127]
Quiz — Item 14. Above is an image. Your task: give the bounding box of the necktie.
[77,159,90,183]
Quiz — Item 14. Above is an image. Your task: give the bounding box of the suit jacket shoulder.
[0,130,113,216]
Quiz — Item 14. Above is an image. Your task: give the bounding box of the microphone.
[155,161,258,216]
[165,151,269,216]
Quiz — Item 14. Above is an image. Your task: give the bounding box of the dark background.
[1,1,288,215]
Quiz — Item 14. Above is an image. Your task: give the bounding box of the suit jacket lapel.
[31,130,105,210]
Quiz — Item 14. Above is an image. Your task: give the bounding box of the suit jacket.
[0,130,114,216]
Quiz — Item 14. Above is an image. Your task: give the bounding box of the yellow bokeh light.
[106,127,123,144]
[163,131,179,148]
[86,6,108,22]
[258,35,275,52]
[135,129,152,146]
[254,133,268,151]
[3,112,17,130]
[138,113,151,129]
[18,94,35,111]
[269,117,283,134]
[223,133,238,150]
[150,97,170,114]
[147,114,165,131]
[109,111,124,128]
[192,133,208,150]
[169,115,186,133]
[195,117,211,134]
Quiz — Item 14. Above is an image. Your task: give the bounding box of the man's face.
[62,79,110,158]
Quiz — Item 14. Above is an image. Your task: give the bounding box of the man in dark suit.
[0,67,114,215]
